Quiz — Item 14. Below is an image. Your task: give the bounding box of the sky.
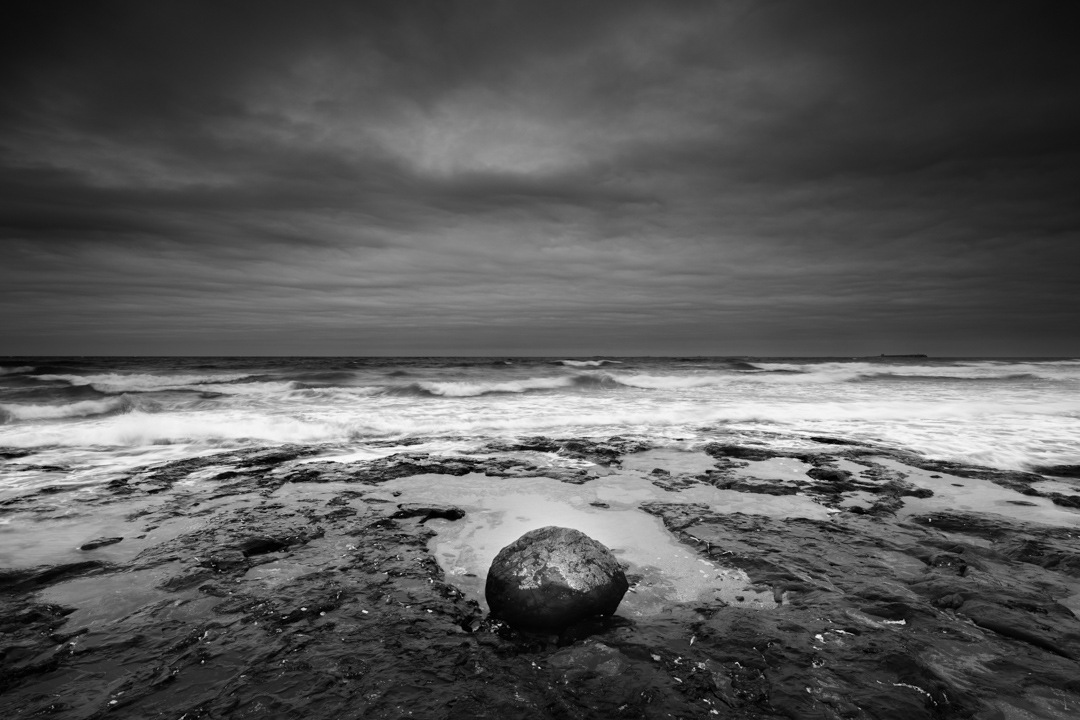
[1,1,1078,357]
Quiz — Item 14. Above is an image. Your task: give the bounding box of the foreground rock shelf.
[1,436,1080,719]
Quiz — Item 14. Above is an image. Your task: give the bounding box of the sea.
[2,356,1079,497]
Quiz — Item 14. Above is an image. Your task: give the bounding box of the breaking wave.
[0,366,35,375]
[34,372,260,393]
[280,371,359,385]
[557,360,623,367]
[855,372,1038,383]
[605,373,741,389]
[6,396,1077,467]
[31,373,301,395]
[391,376,595,397]
[306,365,1075,397]
[285,386,383,400]
[725,361,763,371]
[0,396,135,422]
[3,357,1078,475]
[750,361,1070,383]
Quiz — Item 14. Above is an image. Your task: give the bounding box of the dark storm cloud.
[1,0,1078,355]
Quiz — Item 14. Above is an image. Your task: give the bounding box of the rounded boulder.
[485,526,628,632]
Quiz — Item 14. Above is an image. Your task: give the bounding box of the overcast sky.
[2,1,1077,356]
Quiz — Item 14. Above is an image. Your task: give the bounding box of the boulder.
[485,526,628,632]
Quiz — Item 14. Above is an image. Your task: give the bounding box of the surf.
[32,372,261,393]
[0,396,137,423]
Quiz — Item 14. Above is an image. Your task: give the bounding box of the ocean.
[2,355,1079,498]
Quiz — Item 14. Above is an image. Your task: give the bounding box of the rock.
[558,437,652,465]
[1034,464,1080,478]
[198,549,248,572]
[548,641,631,680]
[391,503,466,523]
[807,467,852,483]
[702,443,777,461]
[237,535,288,557]
[485,526,628,632]
[79,536,123,551]
[0,562,104,591]
[1047,492,1080,509]
[961,600,1078,659]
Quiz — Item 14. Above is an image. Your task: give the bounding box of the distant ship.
[879,354,928,358]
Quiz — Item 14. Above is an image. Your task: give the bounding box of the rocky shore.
[2,436,1080,719]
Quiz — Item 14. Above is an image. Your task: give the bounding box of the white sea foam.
[343,397,1080,450]
[0,411,342,447]
[0,366,34,375]
[452,400,1069,431]
[4,359,1079,478]
[0,397,132,421]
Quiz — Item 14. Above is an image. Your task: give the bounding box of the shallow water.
[875,457,1080,528]
[739,456,815,482]
[370,471,798,614]
[37,568,175,629]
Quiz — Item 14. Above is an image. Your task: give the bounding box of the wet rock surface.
[485,526,628,632]
[79,537,123,552]
[1,436,1079,719]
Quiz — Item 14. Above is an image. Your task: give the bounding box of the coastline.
[3,435,1080,719]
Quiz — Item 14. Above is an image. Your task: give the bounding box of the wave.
[24,364,1069,407]
[30,372,303,395]
[35,372,259,393]
[0,396,135,422]
[390,376,598,397]
[285,386,383,400]
[378,371,814,396]
[190,380,302,396]
[751,361,1073,383]
[596,370,864,388]
[0,366,35,376]
[294,371,863,397]
[3,396,1078,472]
[600,373,732,390]
[856,372,1038,383]
[352,368,1019,396]
[281,371,359,385]
[725,361,762,371]
[557,360,623,367]
[0,382,110,404]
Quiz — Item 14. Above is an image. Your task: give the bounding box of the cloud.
[1,1,1078,355]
